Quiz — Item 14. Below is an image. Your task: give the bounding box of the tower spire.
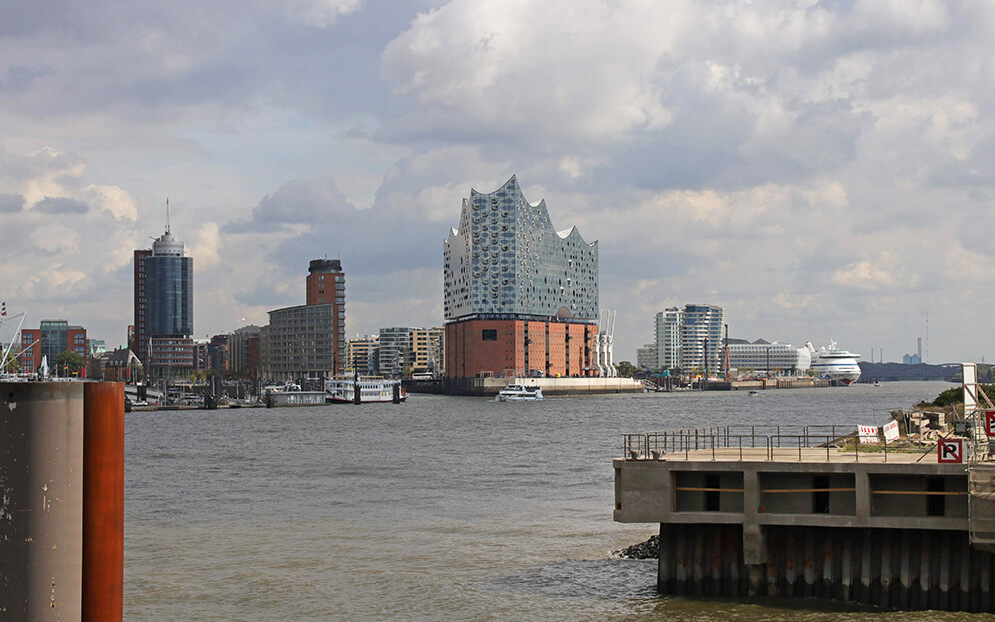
[165,198,170,234]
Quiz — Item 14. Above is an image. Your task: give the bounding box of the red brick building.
[445,318,597,378]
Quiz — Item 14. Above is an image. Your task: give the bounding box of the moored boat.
[325,376,405,403]
[805,340,862,385]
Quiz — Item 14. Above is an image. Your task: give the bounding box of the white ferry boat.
[325,376,405,404]
[806,340,861,385]
[497,382,543,402]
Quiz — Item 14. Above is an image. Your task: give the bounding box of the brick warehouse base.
[658,523,995,612]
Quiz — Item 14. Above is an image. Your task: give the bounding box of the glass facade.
[40,320,68,360]
[147,255,193,337]
[444,176,598,321]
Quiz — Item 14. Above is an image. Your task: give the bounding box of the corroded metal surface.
[657,523,995,611]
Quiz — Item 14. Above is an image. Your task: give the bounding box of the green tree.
[55,350,85,376]
[615,361,637,377]
[1,354,20,373]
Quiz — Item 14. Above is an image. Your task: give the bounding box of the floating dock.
[614,423,995,612]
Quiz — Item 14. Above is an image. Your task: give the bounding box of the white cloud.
[3,0,995,364]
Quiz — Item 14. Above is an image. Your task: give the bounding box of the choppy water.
[124,381,991,620]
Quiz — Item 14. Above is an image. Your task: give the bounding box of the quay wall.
[615,452,989,611]
[658,523,995,612]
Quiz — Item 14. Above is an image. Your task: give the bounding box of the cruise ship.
[805,341,861,385]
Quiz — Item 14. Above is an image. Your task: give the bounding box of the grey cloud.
[224,177,357,234]
[34,196,89,214]
[0,193,25,212]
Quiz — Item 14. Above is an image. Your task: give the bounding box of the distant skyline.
[1,1,993,364]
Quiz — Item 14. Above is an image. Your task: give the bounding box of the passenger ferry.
[324,376,405,404]
[497,382,543,402]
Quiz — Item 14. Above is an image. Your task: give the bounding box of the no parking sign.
[937,438,964,464]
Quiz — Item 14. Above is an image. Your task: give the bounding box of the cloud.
[33,195,89,214]
[3,0,995,365]
[0,193,25,212]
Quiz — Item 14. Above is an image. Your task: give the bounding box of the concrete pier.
[614,426,993,611]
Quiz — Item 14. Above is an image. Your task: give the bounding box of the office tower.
[133,226,194,380]
[17,320,87,375]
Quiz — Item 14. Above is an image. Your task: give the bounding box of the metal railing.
[622,425,912,463]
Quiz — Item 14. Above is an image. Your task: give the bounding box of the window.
[482,329,497,341]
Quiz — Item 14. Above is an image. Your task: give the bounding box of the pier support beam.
[0,383,85,621]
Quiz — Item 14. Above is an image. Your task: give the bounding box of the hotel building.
[443,175,599,378]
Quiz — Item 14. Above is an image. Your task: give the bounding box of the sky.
[0,0,993,364]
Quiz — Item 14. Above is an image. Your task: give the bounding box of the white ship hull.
[496,383,543,401]
[807,340,861,385]
[325,377,405,403]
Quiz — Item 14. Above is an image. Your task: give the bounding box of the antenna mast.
[165,198,170,234]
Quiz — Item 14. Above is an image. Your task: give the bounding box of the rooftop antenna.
[165,198,170,234]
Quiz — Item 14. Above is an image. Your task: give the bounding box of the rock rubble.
[612,534,659,559]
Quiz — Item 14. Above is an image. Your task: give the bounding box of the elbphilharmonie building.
[443,175,601,378]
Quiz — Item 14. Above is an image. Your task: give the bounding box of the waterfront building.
[17,320,87,375]
[345,335,379,374]
[259,259,346,382]
[904,353,923,365]
[443,175,599,379]
[726,340,811,375]
[677,304,724,374]
[378,327,414,376]
[207,334,229,372]
[636,344,657,370]
[132,225,194,380]
[411,327,444,375]
[229,325,261,377]
[654,308,681,370]
[103,348,142,382]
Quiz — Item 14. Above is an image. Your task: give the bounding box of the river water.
[124,381,984,620]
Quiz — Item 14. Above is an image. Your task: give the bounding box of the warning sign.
[986,411,995,438]
[883,420,900,443]
[937,438,964,464]
[857,425,879,444]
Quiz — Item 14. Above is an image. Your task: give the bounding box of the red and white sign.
[883,420,900,443]
[986,410,995,438]
[938,438,964,463]
[858,425,879,444]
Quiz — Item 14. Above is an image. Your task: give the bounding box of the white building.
[727,341,811,375]
[678,304,724,373]
[654,308,681,370]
